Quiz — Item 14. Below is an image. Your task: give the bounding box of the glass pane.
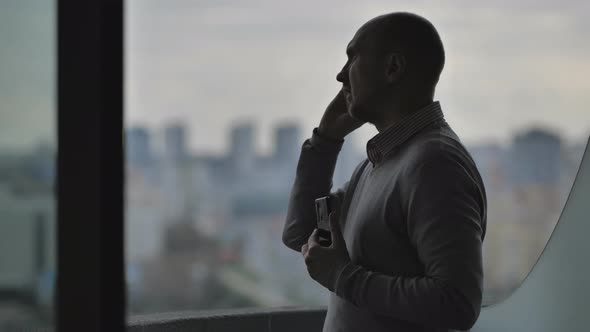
[471,141,589,331]
[0,0,56,330]
[475,131,586,304]
[126,0,589,315]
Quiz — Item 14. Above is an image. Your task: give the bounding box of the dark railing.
[128,306,327,332]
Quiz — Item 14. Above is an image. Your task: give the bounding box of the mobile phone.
[314,196,333,246]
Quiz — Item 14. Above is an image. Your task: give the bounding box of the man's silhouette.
[282,12,487,332]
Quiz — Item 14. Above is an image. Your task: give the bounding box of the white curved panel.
[472,137,590,332]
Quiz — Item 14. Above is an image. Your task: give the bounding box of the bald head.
[336,12,446,125]
[362,12,445,93]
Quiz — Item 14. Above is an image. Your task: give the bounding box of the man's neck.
[373,96,434,132]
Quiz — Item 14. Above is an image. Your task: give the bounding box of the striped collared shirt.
[366,101,445,165]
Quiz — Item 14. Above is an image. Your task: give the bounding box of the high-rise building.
[508,129,563,268]
[126,126,153,168]
[229,123,255,174]
[273,123,301,165]
[508,128,562,186]
[164,124,188,163]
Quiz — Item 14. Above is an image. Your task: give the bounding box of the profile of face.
[336,23,404,123]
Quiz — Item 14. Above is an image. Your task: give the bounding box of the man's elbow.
[453,307,479,331]
[451,294,481,331]
[282,232,303,253]
[282,236,298,252]
[438,282,481,331]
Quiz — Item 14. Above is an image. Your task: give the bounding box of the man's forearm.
[332,262,480,331]
[282,128,343,251]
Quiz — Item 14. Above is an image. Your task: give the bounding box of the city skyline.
[1,100,586,318]
[0,117,587,158]
[121,119,583,308]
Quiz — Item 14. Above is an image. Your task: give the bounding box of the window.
[0,0,55,329]
[125,0,589,315]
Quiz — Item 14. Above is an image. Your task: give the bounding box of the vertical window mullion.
[57,1,125,331]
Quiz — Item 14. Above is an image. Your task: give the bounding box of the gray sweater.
[283,106,487,332]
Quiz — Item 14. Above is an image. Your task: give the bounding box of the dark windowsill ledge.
[128,306,328,332]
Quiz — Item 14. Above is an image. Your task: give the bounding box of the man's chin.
[348,105,367,122]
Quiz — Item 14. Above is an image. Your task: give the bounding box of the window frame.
[56,0,125,331]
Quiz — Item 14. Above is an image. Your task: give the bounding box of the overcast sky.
[1,1,589,154]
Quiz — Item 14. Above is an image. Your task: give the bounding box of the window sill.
[128,306,328,332]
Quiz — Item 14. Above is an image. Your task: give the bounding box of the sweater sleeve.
[331,151,485,331]
[282,128,347,252]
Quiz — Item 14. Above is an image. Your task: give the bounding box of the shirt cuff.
[309,127,345,153]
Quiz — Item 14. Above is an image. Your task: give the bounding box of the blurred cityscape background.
[0,123,586,328]
[123,123,587,312]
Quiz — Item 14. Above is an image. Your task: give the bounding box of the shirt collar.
[366,101,445,165]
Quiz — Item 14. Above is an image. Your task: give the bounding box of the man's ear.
[385,53,405,83]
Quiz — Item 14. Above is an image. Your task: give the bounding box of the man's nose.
[336,69,346,83]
